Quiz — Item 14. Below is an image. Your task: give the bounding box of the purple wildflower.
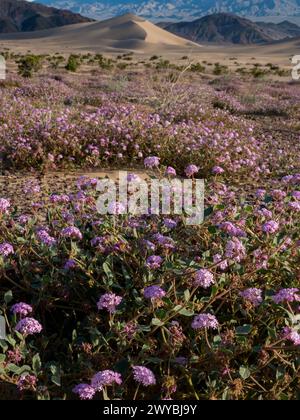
[15,317,42,336]
[193,269,215,289]
[213,254,228,270]
[163,218,177,229]
[17,374,37,391]
[144,285,166,300]
[225,238,246,262]
[185,164,199,177]
[146,255,163,270]
[0,242,14,257]
[108,201,126,215]
[212,166,224,175]
[220,222,246,237]
[97,293,122,313]
[292,191,300,200]
[282,327,300,346]
[142,240,156,252]
[91,370,122,391]
[271,189,286,200]
[255,189,266,199]
[11,302,33,317]
[239,288,263,306]
[132,366,156,386]
[192,313,219,330]
[272,288,299,304]
[262,221,279,234]
[127,173,141,183]
[165,167,177,177]
[18,214,30,225]
[64,259,78,270]
[289,201,300,211]
[123,321,138,340]
[144,156,160,168]
[50,194,70,204]
[37,229,56,247]
[61,226,83,240]
[73,384,96,400]
[0,198,10,214]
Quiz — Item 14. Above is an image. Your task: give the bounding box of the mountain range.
[36,0,300,22]
[160,13,300,44]
[0,0,92,33]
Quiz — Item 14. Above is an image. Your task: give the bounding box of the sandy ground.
[0,14,298,67]
[0,169,153,215]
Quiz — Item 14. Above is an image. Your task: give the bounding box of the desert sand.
[0,13,298,67]
[0,13,198,54]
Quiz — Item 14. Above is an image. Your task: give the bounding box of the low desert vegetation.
[0,54,299,401]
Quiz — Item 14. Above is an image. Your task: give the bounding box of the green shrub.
[65,55,81,72]
[17,55,42,78]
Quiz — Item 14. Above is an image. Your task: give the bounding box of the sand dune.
[0,13,199,54]
[0,13,297,66]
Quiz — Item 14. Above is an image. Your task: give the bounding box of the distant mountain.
[160,13,300,44]
[35,0,300,22]
[0,0,93,33]
[256,20,300,39]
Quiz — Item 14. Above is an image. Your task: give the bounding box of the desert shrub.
[190,63,205,73]
[17,55,42,78]
[117,63,128,70]
[98,56,114,70]
[156,59,171,70]
[213,63,229,76]
[251,67,268,79]
[65,55,81,72]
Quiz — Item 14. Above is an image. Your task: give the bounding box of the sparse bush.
[213,63,229,76]
[17,55,42,78]
[190,63,205,73]
[65,55,81,72]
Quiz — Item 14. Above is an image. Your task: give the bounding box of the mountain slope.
[161,13,300,44]
[0,0,93,33]
[36,0,300,22]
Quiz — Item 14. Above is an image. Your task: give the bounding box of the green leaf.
[239,366,251,380]
[7,363,20,373]
[4,290,13,304]
[72,329,77,342]
[184,289,190,302]
[236,325,252,336]
[6,335,16,347]
[179,308,194,317]
[204,206,214,218]
[151,318,164,327]
[16,365,32,375]
[0,339,8,351]
[244,205,253,213]
[32,354,42,374]
[50,364,61,387]
[102,261,115,282]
